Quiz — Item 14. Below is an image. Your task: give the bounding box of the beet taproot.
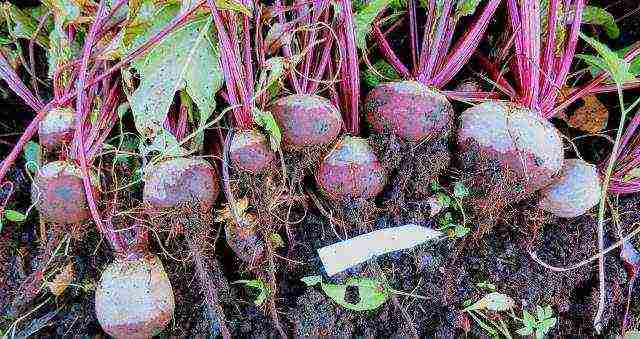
[95,254,175,339]
[365,81,453,142]
[143,157,220,211]
[539,158,602,218]
[457,101,564,202]
[316,136,386,201]
[224,220,265,264]
[38,107,75,151]
[31,161,99,224]
[269,94,342,151]
[229,130,275,173]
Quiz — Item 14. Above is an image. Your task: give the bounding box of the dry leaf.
[48,262,75,297]
[566,95,609,133]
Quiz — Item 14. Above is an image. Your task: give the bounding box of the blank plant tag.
[317,225,442,276]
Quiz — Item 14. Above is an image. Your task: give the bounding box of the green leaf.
[455,0,481,18]
[454,224,469,238]
[128,4,223,140]
[430,180,442,192]
[4,210,27,222]
[269,233,285,248]
[233,279,269,306]
[624,330,640,339]
[453,181,470,198]
[582,6,619,39]
[23,141,42,172]
[579,33,636,87]
[353,0,390,49]
[464,292,514,312]
[362,60,400,88]
[257,57,286,100]
[516,326,534,336]
[1,3,51,46]
[214,0,252,17]
[253,109,282,151]
[43,0,81,28]
[540,317,557,331]
[301,275,323,286]
[436,192,451,208]
[476,281,496,291]
[320,277,389,311]
[523,309,535,326]
[47,22,80,78]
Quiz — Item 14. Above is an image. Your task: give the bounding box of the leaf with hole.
[320,277,389,311]
[128,3,222,141]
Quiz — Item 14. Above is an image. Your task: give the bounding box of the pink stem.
[340,0,361,134]
[372,24,411,78]
[418,0,452,84]
[407,0,419,73]
[432,0,502,88]
[539,0,558,100]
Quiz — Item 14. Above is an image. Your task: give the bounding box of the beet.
[229,130,275,173]
[316,136,386,200]
[224,220,265,264]
[32,161,99,224]
[143,157,220,211]
[539,159,602,218]
[269,94,342,150]
[457,101,564,202]
[38,107,75,151]
[95,254,175,339]
[365,81,453,142]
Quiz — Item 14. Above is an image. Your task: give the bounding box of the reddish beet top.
[95,254,175,339]
[269,94,342,150]
[316,136,386,200]
[38,107,75,151]
[229,130,275,173]
[365,81,453,142]
[32,161,99,224]
[457,101,564,201]
[143,157,220,210]
[224,221,265,264]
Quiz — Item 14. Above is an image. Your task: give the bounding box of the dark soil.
[2,1,640,338]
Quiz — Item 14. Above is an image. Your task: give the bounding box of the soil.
[2,1,640,338]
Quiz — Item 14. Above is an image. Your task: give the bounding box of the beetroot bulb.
[361,0,500,200]
[458,0,629,228]
[38,107,75,152]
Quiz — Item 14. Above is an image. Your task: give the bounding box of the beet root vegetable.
[316,136,386,201]
[32,161,99,224]
[269,94,342,151]
[224,221,265,264]
[539,159,602,218]
[229,130,275,173]
[95,254,175,339]
[143,157,220,211]
[38,107,75,151]
[457,101,564,202]
[365,81,454,142]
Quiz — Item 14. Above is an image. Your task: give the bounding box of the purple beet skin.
[316,136,386,200]
[457,101,564,201]
[365,81,453,142]
[269,94,343,151]
[32,161,99,224]
[143,157,220,210]
[229,129,275,173]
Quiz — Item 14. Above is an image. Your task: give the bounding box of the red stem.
[371,23,411,78]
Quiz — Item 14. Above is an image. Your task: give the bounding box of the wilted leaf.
[4,209,27,222]
[353,0,390,49]
[320,277,389,311]
[128,4,223,139]
[623,168,640,182]
[582,6,619,39]
[565,95,609,133]
[47,23,80,78]
[464,292,514,312]
[264,23,294,55]
[43,0,82,27]
[47,262,75,296]
[253,109,281,151]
